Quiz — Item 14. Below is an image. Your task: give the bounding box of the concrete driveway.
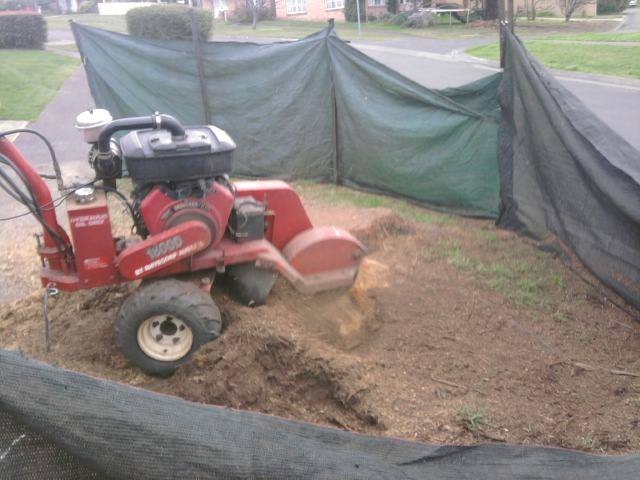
[617,7,640,32]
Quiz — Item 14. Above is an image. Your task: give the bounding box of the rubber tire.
[116,279,221,377]
[218,262,277,307]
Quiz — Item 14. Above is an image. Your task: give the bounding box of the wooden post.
[190,9,212,124]
[498,0,506,68]
[507,0,514,33]
[328,20,340,184]
[69,20,85,65]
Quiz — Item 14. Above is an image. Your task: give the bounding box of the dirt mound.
[1,205,640,454]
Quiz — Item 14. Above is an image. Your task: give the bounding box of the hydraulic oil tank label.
[70,213,109,228]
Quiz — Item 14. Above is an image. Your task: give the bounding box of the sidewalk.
[14,67,93,178]
[0,66,94,303]
[0,121,28,141]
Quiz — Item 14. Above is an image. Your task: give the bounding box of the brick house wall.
[215,0,597,22]
[275,0,347,22]
[272,0,414,21]
[431,0,596,17]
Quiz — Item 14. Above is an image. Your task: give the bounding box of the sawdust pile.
[1,211,639,452]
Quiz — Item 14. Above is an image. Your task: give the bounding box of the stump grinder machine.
[0,111,365,375]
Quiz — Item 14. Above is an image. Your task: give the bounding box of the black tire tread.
[116,278,221,376]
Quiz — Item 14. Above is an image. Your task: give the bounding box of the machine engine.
[85,114,250,248]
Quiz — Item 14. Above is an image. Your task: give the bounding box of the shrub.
[0,0,26,11]
[377,11,392,22]
[78,0,97,14]
[387,0,398,13]
[36,0,60,14]
[367,13,377,21]
[126,5,213,42]
[344,0,365,22]
[404,11,435,28]
[230,4,273,24]
[387,11,409,24]
[597,0,628,13]
[0,12,47,49]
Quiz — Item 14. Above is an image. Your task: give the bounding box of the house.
[274,0,596,21]
[273,0,402,21]
[208,0,596,22]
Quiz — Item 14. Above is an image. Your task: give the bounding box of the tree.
[344,0,366,22]
[249,0,258,29]
[240,0,272,29]
[523,0,545,19]
[483,0,499,19]
[557,0,591,21]
[387,0,398,14]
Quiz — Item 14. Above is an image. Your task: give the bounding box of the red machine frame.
[0,137,365,296]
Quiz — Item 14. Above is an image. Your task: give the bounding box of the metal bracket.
[43,284,59,353]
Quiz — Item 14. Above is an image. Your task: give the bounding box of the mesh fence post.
[327,19,341,185]
[499,0,506,68]
[190,9,212,124]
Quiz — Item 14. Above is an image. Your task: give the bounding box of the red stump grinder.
[0,111,365,375]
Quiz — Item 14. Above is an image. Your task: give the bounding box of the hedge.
[230,5,273,24]
[597,0,629,13]
[126,5,213,41]
[78,0,98,14]
[0,12,47,49]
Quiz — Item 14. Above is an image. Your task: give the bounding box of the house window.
[325,0,344,9]
[287,0,307,14]
[368,0,385,5]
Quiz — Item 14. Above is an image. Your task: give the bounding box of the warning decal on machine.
[118,221,211,280]
[70,213,109,229]
[133,240,206,278]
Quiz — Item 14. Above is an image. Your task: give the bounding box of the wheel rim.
[137,315,194,362]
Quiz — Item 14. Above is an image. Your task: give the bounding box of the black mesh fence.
[1,349,639,479]
[497,29,640,309]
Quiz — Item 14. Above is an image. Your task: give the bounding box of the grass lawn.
[46,13,623,42]
[541,31,640,42]
[47,14,495,41]
[49,43,79,52]
[46,13,127,33]
[0,50,79,121]
[211,17,494,41]
[467,41,640,79]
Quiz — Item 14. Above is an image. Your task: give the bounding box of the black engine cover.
[119,125,235,184]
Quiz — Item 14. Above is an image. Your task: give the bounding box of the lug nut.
[155,334,163,341]
[152,321,159,328]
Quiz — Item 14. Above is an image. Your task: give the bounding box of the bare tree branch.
[557,0,591,21]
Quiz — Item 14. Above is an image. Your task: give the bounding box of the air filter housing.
[119,125,236,184]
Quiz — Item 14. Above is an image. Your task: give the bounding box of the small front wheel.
[116,279,221,376]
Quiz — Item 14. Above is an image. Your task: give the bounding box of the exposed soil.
[1,194,639,454]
